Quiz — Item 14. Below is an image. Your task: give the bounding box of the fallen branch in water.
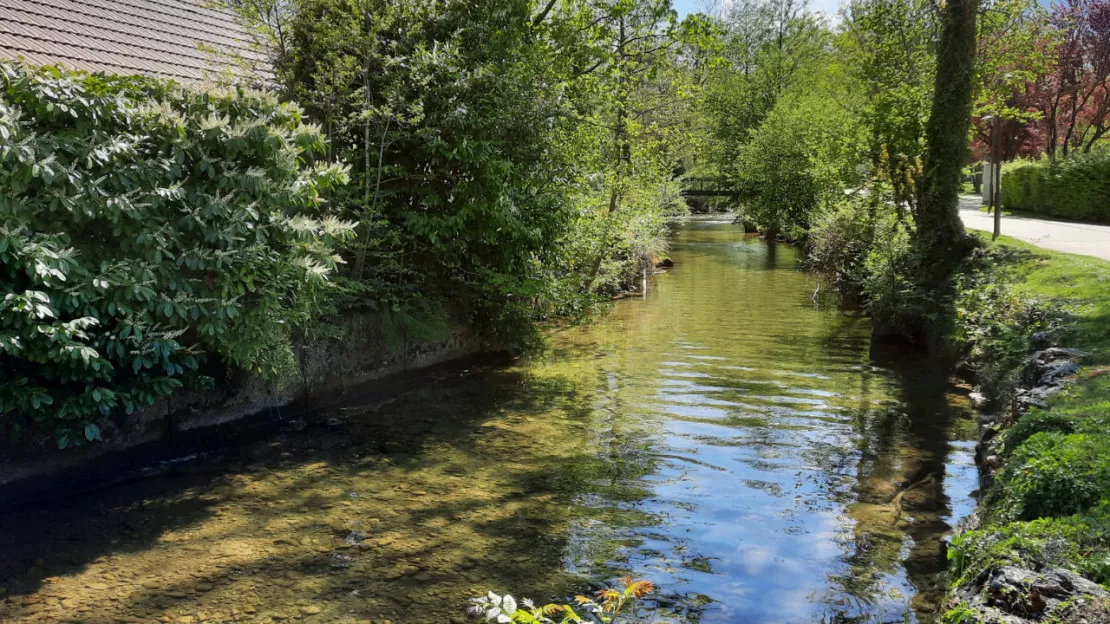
[890,472,936,525]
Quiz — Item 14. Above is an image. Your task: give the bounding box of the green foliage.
[269,0,689,346]
[941,603,978,624]
[990,432,1110,521]
[973,0,1053,150]
[841,0,938,213]
[859,218,918,329]
[701,0,831,183]
[284,0,581,345]
[948,507,1110,586]
[941,241,1110,601]
[806,195,903,296]
[1001,150,1110,223]
[736,60,867,236]
[953,246,1071,399]
[1004,409,1084,454]
[805,194,931,339]
[468,577,654,623]
[0,62,351,446]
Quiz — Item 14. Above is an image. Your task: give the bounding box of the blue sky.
[674,0,845,23]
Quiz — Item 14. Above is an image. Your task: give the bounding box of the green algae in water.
[0,218,978,624]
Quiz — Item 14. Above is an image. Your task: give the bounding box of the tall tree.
[914,0,978,283]
[1034,0,1110,157]
[703,0,828,181]
[841,0,938,216]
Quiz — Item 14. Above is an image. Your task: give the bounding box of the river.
[0,217,979,624]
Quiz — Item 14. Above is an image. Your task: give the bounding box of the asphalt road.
[959,195,1110,261]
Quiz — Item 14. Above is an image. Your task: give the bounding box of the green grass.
[990,235,1110,363]
[945,234,1110,609]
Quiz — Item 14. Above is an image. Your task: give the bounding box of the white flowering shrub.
[0,62,352,447]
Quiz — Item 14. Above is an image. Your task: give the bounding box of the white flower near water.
[469,591,520,623]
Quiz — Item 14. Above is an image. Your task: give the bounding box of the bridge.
[682,176,741,198]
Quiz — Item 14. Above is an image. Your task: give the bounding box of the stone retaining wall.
[0,311,486,490]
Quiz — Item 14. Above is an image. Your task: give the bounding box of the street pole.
[992,116,1002,240]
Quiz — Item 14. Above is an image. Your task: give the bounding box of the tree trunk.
[914,0,977,284]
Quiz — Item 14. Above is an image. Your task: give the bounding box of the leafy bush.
[1004,409,1084,455]
[952,249,1071,401]
[1004,377,1110,458]
[736,63,866,237]
[990,432,1110,521]
[281,0,684,348]
[806,195,905,297]
[0,63,351,446]
[948,507,1110,586]
[468,577,654,623]
[1001,150,1110,223]
[803,194,934,340]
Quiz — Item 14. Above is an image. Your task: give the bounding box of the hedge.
[0,63,352,447]
[1000,149,1110,223]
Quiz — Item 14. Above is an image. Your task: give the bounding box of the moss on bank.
[943,238,1110,621]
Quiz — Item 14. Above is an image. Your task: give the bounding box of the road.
[959,195,1110,261]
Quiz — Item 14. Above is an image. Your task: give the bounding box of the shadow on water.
[822,342,979,621]
[0,218,978,624]
[0,368,630,623]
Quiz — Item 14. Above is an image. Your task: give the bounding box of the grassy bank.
[985,235,1110,360]
[943,237,1110,621]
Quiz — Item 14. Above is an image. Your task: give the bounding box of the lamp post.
[982,114,1002,240]
[992,117,1002,240]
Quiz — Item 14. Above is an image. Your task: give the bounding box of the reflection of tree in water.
[817,338,976,623]
[521,235,975,624]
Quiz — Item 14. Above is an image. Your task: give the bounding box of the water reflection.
[0,218,976,624]
[528,220,978,623]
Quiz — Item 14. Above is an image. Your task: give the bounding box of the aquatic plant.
[468,577,654,623]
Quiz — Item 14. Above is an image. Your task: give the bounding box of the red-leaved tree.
[1033,0,1110,157]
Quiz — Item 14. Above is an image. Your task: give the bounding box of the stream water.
[0,218,979,624]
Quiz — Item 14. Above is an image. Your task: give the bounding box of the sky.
[673,0,846,24]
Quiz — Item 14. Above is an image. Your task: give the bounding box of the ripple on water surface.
[0,218,978,624]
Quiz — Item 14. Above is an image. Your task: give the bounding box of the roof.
[0,0,268,83]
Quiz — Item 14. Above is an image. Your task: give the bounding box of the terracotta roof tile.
[0,0,268,83]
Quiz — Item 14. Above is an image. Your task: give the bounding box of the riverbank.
[940,236,1110,622]
[0,311,488,495]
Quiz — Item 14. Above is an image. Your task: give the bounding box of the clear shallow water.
[0,218,978,624]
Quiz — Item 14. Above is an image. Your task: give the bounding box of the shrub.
[806,195,906,297]
[0,63,351,446]
[947,508,1110,586]
[859,213,918,332]
[1000,150,1110,223]
[1004,409,1083,455]
[804,194,926,339]
[990,432,1110,521]
[952,250,1071,401]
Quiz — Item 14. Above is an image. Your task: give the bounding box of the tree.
[841,0,938,215]
[737,55,866,237]
[1033,0,1110,157]
[914,0,978,283]
[702,0,830,181]
[971,0,1053,162]
[538,0,690,293]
